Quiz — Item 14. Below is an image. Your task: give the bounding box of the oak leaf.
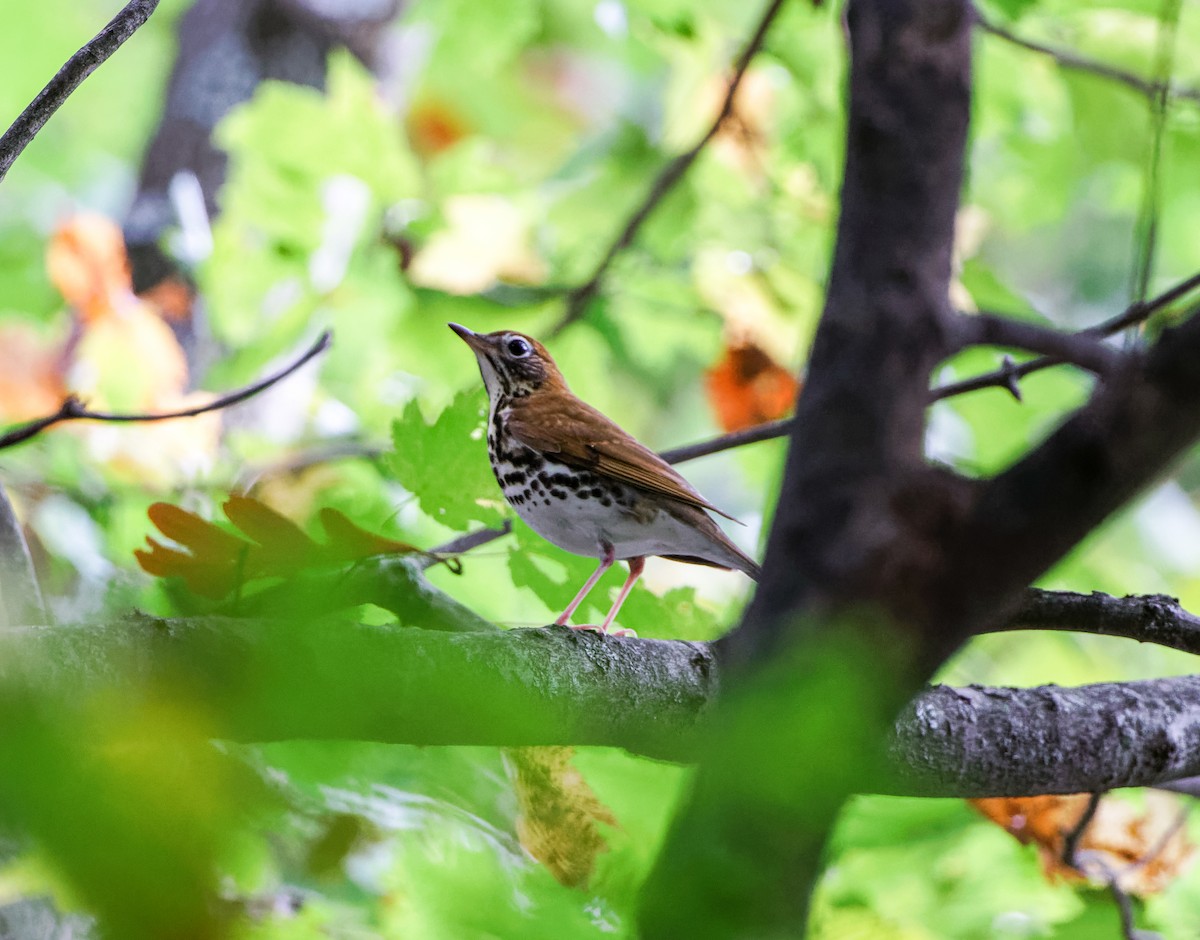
[136,496,431,599]
[972,791,1194,896]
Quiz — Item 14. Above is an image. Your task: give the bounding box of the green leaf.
[206,50,421,351]
[388,389,508,531]
[410,0,542,73]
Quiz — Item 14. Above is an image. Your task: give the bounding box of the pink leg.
[554,542,614,626]
[598,556,645,635]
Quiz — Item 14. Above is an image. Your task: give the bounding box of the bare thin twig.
[423,520,513,569]
[549,0,789,336]
[932,269,1200,401]
[977,14,1200,108]
[658,417,793,464]
[0,331,333,451]
[1062,791,1103,870]
[654,269,1200,462]
[1083,854,1145,940]
[0,0,161,184]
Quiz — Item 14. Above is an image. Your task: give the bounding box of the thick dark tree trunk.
[640,0,1200,934]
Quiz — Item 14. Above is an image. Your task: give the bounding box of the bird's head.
[449,323,565,403]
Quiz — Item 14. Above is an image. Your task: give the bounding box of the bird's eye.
[506,337,532,358]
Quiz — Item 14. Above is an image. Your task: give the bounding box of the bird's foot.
[566,623,638,638]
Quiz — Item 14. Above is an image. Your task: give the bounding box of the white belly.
[499,455,730,564]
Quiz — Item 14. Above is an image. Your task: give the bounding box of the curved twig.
[977,13,1200,108]
[0,331,332,451]
[932,269,1200,401]
[0,0,161,184]
[549,0,789,335]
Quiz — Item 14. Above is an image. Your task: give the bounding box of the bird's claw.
[567,623,638,638]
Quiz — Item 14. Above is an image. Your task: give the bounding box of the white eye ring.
[506,336,532,358]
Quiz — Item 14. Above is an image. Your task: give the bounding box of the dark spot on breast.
[503,470,526,486]
[507,449,544,470]
[590,487,604,499]
[599,497,612,507]
[530,479,542,492]
[550,488,567,500]
[577,489,590,499]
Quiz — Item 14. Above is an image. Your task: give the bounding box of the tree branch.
[996,588,1200,656]
[976,13,1200,108]
[930,297,1200,648]
[932,268,1200,401]
[657,417,793,464]
[894,677,1200,797]
[0,331,332,451]
[955,312,1124,376]
[9,613,1200,799]
[549,0,788,335]
[0,0,161,184]
[656,269,1200,468]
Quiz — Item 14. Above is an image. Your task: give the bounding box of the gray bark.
[6,612,1200,799]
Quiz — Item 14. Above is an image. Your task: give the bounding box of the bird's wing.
[506,396,738,522]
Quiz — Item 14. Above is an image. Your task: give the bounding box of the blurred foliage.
[0,0,1195,936]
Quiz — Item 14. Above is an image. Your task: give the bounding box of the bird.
[450,323,760,635]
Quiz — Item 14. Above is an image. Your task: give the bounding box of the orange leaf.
[138,275,195,323]
[972,792,1194,896]
[46,213,132,322]
[147,503,246,558]
[406,97,471,159]
[134,537,245,599]
[138,505,260,597]
[222,495,319,568]
[704,340,799,433]
[139,497,445,599]
[0,322,65,420]
[318,508,422,563]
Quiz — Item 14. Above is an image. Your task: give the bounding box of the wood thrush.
[450,323,760,635]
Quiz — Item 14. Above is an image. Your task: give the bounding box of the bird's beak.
[448,322,489,354]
